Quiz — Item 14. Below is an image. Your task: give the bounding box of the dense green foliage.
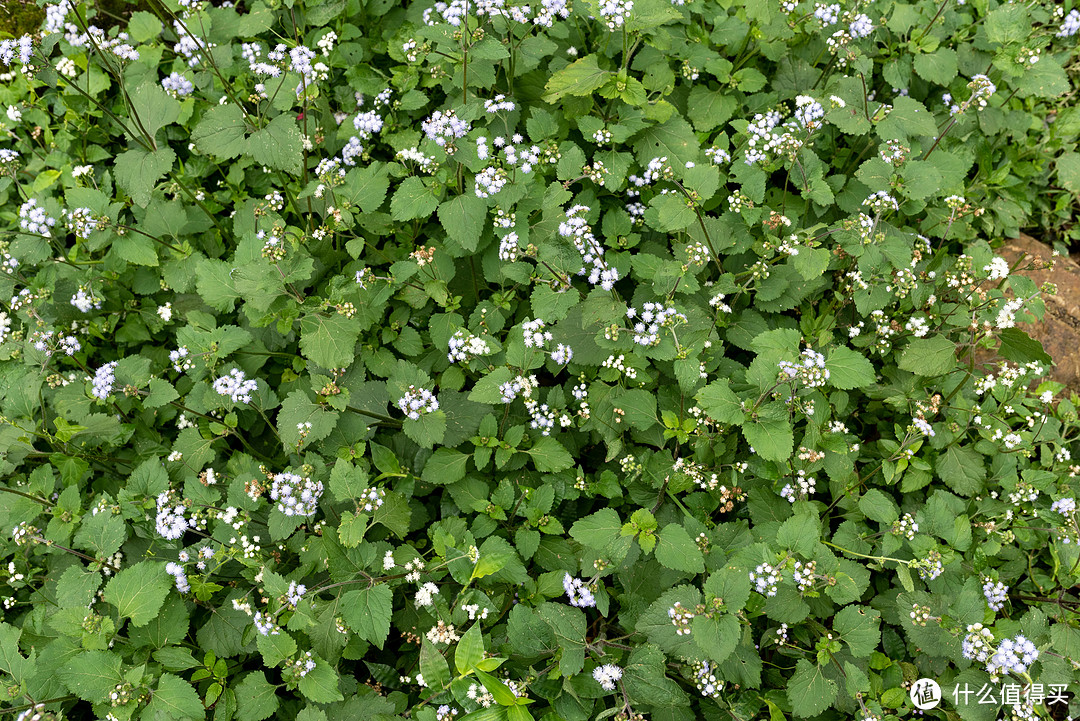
[1,0,1080,720]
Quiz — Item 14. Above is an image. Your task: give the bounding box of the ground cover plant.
[2,0,1080,719]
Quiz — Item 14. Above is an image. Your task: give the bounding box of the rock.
[995,233,1080,391]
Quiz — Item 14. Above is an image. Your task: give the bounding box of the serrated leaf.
[391,176,440,221]
[655,523,705,574]
[542,55,612,103]
[422,448,469,485]
[527,436,573,472]
[299,313,362,369]
[341,584,392,649]
[787,659,837,717]
[833,605,881,657]
[147,673,204,720]
[826,346,875,390]
[193,104,247,160]
[898,335,956,376]
[104,561,171,627]
[115,147,175,207]
[245,114,302,174]
[235,672,279,721]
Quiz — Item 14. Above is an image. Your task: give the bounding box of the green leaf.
[341,584,392,649]
[936,445,986,496]
[439,194,488,252]
[912,48,958,86]
[776,513,819,556]
[695,380,743,425]
[833,606,881,657]
[193,104,247,160]
[898,336,956,376]
[742,403,793,463]
[542,55,612,103]
[235,672,279,721]
[60,650,125,703]
[129,82,181,140]
[422,448,469,485]
[56,566,102,608]
[342,164,390,213]
[115,147,175,207]
[391,176,440,221]
[527,436,574,472]
[570,508,622,551]
[826,346,875,390]
[985,4,1028,44]
[421,638,451,690]
[622,643,689,707]
[245,114,303,174]
[278,390,339,449]
[655,523,705,574]
[787,659,837,717]
[145,378,180,408]
[692,613,740,665]
[536,603,586,676]
[329,458,370,501]
[997,328,1052,365]
[104,561,172,627]
[73,511,127,558]
[858,489,899,524]
[297,658,344,703]
[147,673,204,720]
[455,623,486,674]
[1057,152,1080,193]
[299,313,362,369]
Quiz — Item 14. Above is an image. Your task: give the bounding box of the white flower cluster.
[155,492,188,540]
[213,368,258,403]
[396,147,437,173]
[522,318,553,348]
[982,578,1008,612]
[778,347,830,388]
[170,346,193,372]
[448,329,492,363]
[592,664,623,691]
[91,361,118,400]
[986,634,1039,678]
[422,109,470,150]
[558,204,620,291]
[270,472,324,517]
[64,207,100,239]
[18,199,57,237]
[0,36,33,67]
[286,580,307,607]
[397,385,439,419]
[793,95,825,130]
[780,470,816,502]
[598,0,633,29]
[668,601,695,635]
[484,94,516,113]
[551,343,573,365]
[962,623,994,662]
[500,374,538,403]
[71,287,101,313]
[415,581,440,607]
[750,562,781,596]
[892,513,918,540]
[1058,9,1080,37]
[161,72,194,97]
[627,302,686,347]
[814,2,840,24]
[863,191,899,213]
[165,561,190,593]
[691,660,724,698]
[1051,497,1076,515]
[563,572,596,608]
